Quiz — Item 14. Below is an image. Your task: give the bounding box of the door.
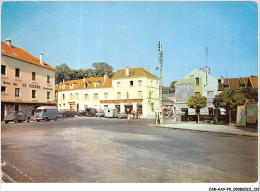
[125,105,133,114]
[1,103,5,121]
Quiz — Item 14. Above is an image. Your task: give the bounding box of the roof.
[1,41,56,71]
[249,76,258,88]
[56,77,112,91]
[218,77,256,91]
[112,67,159,79]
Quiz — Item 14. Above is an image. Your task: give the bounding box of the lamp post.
[158,41,163,124]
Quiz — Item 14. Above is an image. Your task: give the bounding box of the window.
[1,86,6,93]
[117,82,120,88]
[15,88,20,97]
[47,92,50,100]
[47,75,50,83]
[117,92,121,99]
[94,93,98,100]
[115,105,120,113]
[75,93,79,100]
[63,103,65,107]
[104,93,108,100]
[15,105,19,111]
[156,81,159,87]
[130,81,133,87]
[195,92,200,96]
[32,90,36,99]
[32,72,36,81]
[70,93,73,99]
[94,82,99,88]
[1,65,6,75]
[84,94,89,100]
[138,80,142,86]
[195,77,199,85]
[138,91,142,98]
[104,105,108,108]
[151,80,153,87]
[62,94,65,100]
[15,68,20,78]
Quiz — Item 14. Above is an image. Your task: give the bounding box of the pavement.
[150,120,258,137]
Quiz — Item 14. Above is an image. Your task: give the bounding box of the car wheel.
[36,119,40,122]
[26,117,31,123]
[18,120,22,123]
[14,120,18,123]
[5,121,9,124]
[54,117,58,121]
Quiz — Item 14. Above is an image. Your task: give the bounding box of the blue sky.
[1,1,258,86]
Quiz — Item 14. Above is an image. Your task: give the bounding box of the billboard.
[236,105,245,127]
[175,82,194,103]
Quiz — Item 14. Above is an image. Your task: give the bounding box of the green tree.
[169,81,177,93]
[241,87,258,102]
[55,63,71,84]
[92,62,114,78]
[213,90,246,124]
[187,94,207,122]
[163,86,170,94]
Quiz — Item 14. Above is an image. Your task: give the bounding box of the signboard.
[175,82,194,103]
[236,105,245,127]
[246,100,258,124]
[100,99,143,104]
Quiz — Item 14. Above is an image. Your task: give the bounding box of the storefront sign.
[3,81,11,85]
[100,99,143,103]
[29,84,41,89]
[43,87,53,90]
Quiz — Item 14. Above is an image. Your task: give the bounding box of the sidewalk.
[150,120,258,137]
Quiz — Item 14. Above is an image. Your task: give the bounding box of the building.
[218,76,258,91]
[1,39,56,120]
[56,67,160,118]
[162,94,175,109]
[174,67,218,116]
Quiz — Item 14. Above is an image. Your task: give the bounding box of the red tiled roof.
[218,77,253,91]
[1,41,56,71]
[113,67,159,79]
[55,77,112,91]
[249,76,258,88]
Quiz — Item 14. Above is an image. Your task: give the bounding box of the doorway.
[125,105,133,114]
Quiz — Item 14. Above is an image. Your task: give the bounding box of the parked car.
[72,110,78,116]
[85,108,97,117]
[63,111,75,117]
[58,109,67,116]
[34,106,59,122]
[4,111,30,124]
[117,112,127,119]
[104,108,118,118]
[78,110,86,116]
[95,112,105,117]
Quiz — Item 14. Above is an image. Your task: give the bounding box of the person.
[132,111,135,122]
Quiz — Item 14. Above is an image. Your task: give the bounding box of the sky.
[1,1,258,86]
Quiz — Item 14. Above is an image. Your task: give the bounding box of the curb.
[147,124,258,137]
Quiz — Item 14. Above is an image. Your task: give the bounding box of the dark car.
[78,110,86,116]
[63,111,75,117]
[4,111,30,124]
[85,108,97,117]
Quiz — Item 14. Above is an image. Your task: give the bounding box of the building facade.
[56,67,160,118]
[175,67,218,116]
[1,39,56,119]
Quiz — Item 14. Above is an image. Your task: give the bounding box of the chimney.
[83,77,86,82]
[125,66,130,77]
[221,76,224,84]
[104,74,108,82]
[6,38,11,46]
[40,51,43,65]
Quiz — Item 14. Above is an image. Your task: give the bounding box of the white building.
[175,67,218,116]
[1,39,56,119]
[56,67,160,118]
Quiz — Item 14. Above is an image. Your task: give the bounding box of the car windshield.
[35,109,42,113]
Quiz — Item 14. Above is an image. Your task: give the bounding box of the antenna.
[205,47,208,67]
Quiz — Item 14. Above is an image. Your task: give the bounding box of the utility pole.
[158,41,163,124]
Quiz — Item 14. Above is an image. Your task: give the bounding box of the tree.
[187,94,207,122]
[92,62,114,78]
[213,90,246,124]
[55,63,71,84]
[241,87,258,102]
